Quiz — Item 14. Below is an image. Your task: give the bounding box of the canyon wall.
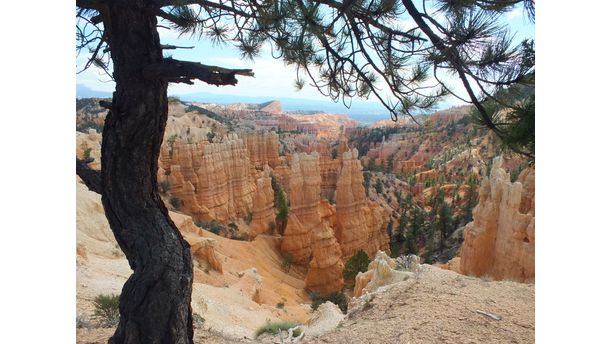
[460,156,535,282]
[244,131,282,169]
[248,168,277,238]
[280,152,344,295]
[335,149,390,261]
[158,134,256,223]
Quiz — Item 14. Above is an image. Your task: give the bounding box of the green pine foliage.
[271,176,289,234]
[255,322,301,338]
[343,250,370,284]
[93,294,120,327]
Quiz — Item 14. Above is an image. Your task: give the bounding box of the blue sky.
[76,3,534,112]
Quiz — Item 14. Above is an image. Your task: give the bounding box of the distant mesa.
[258,100,283,115]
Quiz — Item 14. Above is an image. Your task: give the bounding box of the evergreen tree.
[343,250,370,285]
[462,174,479,225]
[438,202,455,241]
[76,0,534,340]
[375,178,384,194]
[396,211,409,243]
[367,158,378,172]
[363,171,372,195]
[386,154,395,173]
[271,176,289,234]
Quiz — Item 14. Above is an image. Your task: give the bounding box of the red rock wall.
[335,149,390,261]
[460,156,535,282]
[158,134,256,223]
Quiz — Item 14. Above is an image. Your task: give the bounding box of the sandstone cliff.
[335,149,390,261]
[248,168,276,238]
[460,156,535,282]
[244,131,281,169]
[281,152,344,295]
[158,134,256,223]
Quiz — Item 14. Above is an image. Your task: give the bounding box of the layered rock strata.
[244,131,281,169]
[460,156,535,282]
[335,149,390,261]
[158,134,256,223]
[249,168,277,237]
[281,152,344,295]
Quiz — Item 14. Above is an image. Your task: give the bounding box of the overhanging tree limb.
[402,0,502,137]
[143,58,254,86]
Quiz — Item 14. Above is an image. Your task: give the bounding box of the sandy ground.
[77,265,534,344]
[76,179,311,340]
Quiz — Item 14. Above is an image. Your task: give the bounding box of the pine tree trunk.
[100,1,194,343]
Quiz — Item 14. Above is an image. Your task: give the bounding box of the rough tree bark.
[100,1,194,343]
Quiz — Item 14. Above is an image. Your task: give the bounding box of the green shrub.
[254,322,301,338]
[83,148,92,160]
[276,302,285,309]
[374,179,384,194]
[93,294,120,327]
[159,180,170,193]
[169,197,182,210]
[281,252,293,273]
[343,249,370,285]
[244,211,253,225]
[192,313,205,328]
[310,291,348,314]
[326,292,348,313]
[207,131,215,143]
[310,299,324,312]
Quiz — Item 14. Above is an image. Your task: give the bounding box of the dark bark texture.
[100,1,194,343]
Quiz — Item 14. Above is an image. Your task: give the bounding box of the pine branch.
[161,44,195,50]
[143,58,254,86]
[155,0,255,18]
[76,0,105,10]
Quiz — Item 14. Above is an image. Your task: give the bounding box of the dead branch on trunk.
[143,58,253,86]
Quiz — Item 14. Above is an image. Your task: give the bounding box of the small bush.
[93,294,120,327]
[169,197,182,210]
[83,148,92,160]
[244,211,253,225]
[310,291,348,314]
[310,299,324,312]
[325,292,348,313]
[254,322,301,338]
[159,180,170,193]
[276,302,285,309]
[193,313,205,328]
[343,250,370,285]
[281,252,293,273]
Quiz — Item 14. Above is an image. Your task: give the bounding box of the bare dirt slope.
[306,265,534,344]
